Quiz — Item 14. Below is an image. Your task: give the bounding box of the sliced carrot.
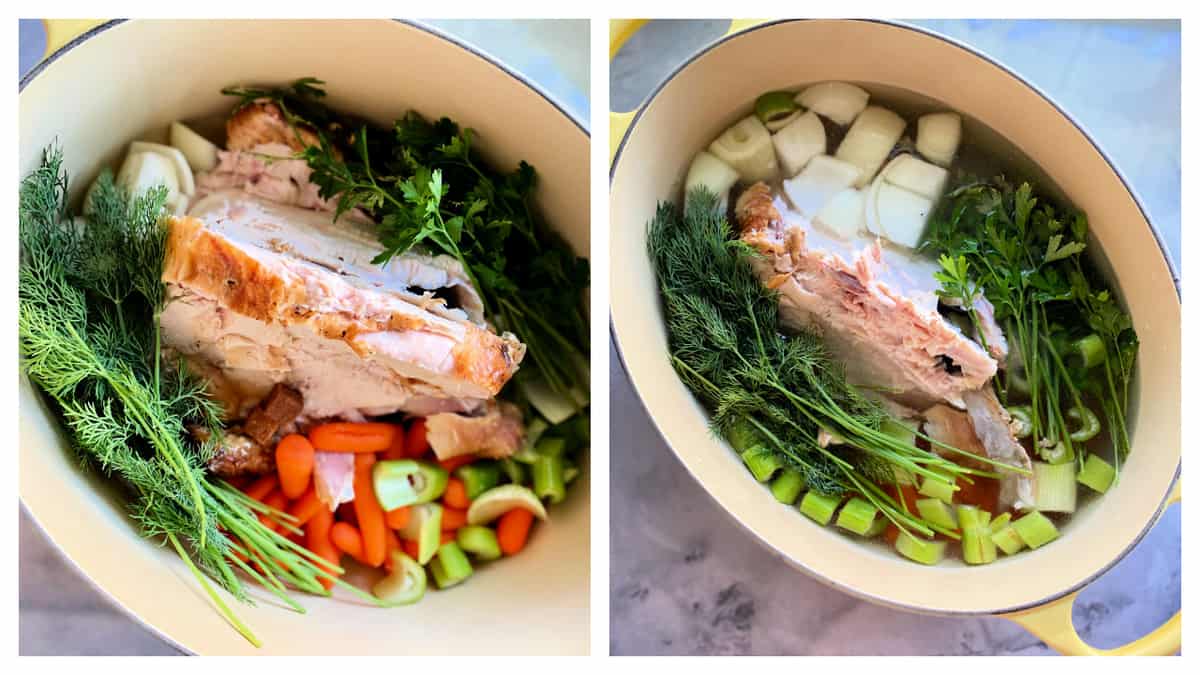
[884,523,901,546]
[406,418,430,458]
[287,485,324,527]
[276,434,316,499]
[258,489,289,532]
[438,454,475,472]
[385,506,412,530]
[402,538,420,559]
[243,474,279,502]
[440,506,468,532]
[382,424,408,460]
[496,508,535,555]
[308,422,396,453]
[440,531,456,545]
[353,459,388,567]
[330,521,370,565]
[443,478,471,509]
[955,476,1000,514]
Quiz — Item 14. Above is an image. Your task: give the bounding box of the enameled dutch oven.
[609,18,1180,655]
[20,19,590,655]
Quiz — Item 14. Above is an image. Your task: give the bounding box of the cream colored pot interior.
[610,20,1178,614]
[20,19,589,655]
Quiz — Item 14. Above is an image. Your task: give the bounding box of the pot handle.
[40,19,107,62]
[609,18,769,165]
[1004,478,1181,655]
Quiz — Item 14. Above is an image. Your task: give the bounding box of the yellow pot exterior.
[20,19,590,655]
[610,19,1178,620]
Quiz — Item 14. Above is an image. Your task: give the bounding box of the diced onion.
[169,121,221,173]
[813,188,865,239]
[795,81,870,126]
[771,111,826,177]
[708,115,778,183]
[685,150,740,208]
[781,154,861,218]
[916,112,962,167]
[882,154,949,201]
[835,105,907,188]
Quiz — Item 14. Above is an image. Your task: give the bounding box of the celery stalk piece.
[989,512,1013,534]
[915,498,957,531]
[918,475,956,504]
[532,454,566,504]
[456,525,501,561]
[991,525,1026,555]
[399,503,444,565]
[535,436,568,459]
[1033,462,1078,513]
[1071,333,1107,369]
[880,418,917,447]
[1012,511,1060,549]
[499,458,527,486]
[373,552,427,605]
[961,527,997,565]
[431,542,474,589]
[864,514,889,538]
[770,469,806,505]
[742,447,782,482]
[563,462,580,485]
[726,420,760,454]
[755,90,799,125]
[956,505,986,531]
[836,497,879,536]
[512,418,550,464]
[799,492,842,525]
[895,533,946,565]
[456,461,501,500]
[372,460,449,510]
[1077,454,1116,493]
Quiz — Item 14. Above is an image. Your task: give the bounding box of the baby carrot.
[496,508,535,555]
[330,521,369,565]
[243,474,279,502]
[442,478,471,509]
[440,506,468,532]
[287,485,324,526]
[306,508,340,591]
[438,454,475,472]
[402,538,420,560]
[308,422,396,453]
[440,531,456,544]
[258,489,289,532]
[276,434,315,499]
[382,424,407,460]
[385,506,412,530]
[406,418,430,458]
[353,458,388,567]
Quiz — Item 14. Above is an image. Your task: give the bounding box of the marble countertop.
[17,18,588,656]
[609,19,1180,656]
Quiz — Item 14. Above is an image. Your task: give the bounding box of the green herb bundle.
[18,147,378,646]
[648,188,1013,538]
[221,79,590,403]
[921,178,1137,474]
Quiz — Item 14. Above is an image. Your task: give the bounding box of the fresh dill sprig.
[648,188,1022,538]
[18,147,380,647]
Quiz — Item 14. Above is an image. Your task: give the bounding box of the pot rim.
[19,17,588,654]
[608,17,1180,616]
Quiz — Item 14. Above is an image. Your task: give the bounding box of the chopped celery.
[373,460,449,510]
[915,498,957,530]
[895,533,946,565]
[956,505,986,530]
[755,90,798,125]
[500,458,528,486]
[456,461,501,500]
[962,527,997,565]
[512,418,551,464]
[893,467,917,486]
[399,503,443,565]
[373,551,427,605]
[918,475,956,504]
[1007,405,1033,438]
[799,491,842,525]
[880,418,917,447]
[770,469,805,505]
[742,446,782,482]
[1033,462,1077,513]
[1077,454,1116,494]
[466,484,548,524]
[1012,511,1060,549]
[991,525,1026,555]
[836,497,879,536]
[429,542,474,589]
[989,512,1012,533]
[864,514,889,538]
[564,460,580,485]
[456,525,501,561]
[726,420,760,453]
[535,436,568,459]
[519,376,580,425]
[1067,406,1100,443]
[532,454,566,504]
[1071,333,1106,369]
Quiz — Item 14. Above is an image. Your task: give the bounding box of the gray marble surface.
[609,19,1180,656]
[18,19,588,656]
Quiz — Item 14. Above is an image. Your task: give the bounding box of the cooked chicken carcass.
[159,212,525,421]
[425,400,526,460]
[226,102,324,154]
[735,182,998,408]
[193,426,273,477]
